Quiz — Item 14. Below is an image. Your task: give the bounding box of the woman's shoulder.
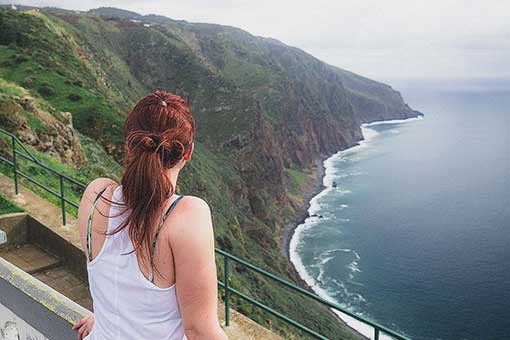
[168,195,214,253]
[83,177,118,199]
[79,177,118,213]
[77,178,118,244]
[168,195,212,234]
[178,195,210,212]
[86,177,118,192]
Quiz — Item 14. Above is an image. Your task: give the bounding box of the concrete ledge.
[0,213,88,281]
[0,257,90,339]
[0,212,29,247]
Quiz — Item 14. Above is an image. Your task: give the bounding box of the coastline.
[280,158,370,339]
[282,116,425,259]
[281,158,326,260]
[280,145,368,339]
[284,116,423,339]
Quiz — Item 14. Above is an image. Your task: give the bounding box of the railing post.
[11,137,19,195]
[59,175,66,226]
[374,327,379,340]
[224,255,230,327]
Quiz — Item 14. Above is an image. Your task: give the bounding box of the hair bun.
[127,131,161,153]
[141,134,160,152]
[127,130,186,158]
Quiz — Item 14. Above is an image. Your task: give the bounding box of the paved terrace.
[0,173,283,340]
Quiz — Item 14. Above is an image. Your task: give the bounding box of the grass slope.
[0,193,24,215]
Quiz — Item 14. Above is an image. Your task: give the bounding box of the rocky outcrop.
[0,95,86,167]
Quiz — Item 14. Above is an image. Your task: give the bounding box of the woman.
[73,91,228,340]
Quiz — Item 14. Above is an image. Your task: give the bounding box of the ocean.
[289,79,510,340]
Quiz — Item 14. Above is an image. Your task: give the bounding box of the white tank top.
[86,186,186,340]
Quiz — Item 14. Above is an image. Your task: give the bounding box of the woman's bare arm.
[76,177,116,254]
[171,197,228,340]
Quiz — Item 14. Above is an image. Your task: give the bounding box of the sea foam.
[289,116,422,340]
[361,115,424,127]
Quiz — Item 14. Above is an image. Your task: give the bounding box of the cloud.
[1,0,508,79]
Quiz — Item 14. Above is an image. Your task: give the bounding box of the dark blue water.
[290,80,510,340]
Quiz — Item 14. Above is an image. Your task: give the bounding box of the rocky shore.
[281,158,326,260]
[280,155,369,340]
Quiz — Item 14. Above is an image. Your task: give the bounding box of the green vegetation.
[0,75,122,216]
[286,168,308,195]
[0,77,26,96]
[0,9,128,150]
[0,193,23,215]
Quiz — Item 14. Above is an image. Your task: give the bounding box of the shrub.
[0,59,14,67]
[0,100,24,130]
[68,93,81,102]
[21,77,34,88]
[14,54,28,64]
[0,21,17,46]
[37,84,55,97]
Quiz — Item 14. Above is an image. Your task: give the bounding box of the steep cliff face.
[0,7,421,339]
[54,8,420,234]
[335,68,422,123]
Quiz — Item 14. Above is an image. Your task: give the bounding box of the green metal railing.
[0,129,86,225]
[0,128,411,340]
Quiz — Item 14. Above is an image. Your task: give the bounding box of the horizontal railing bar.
[14,151,87,188]
[1,154,79,209]
[231,287,328,340]
[15,141,38,164]
[0,155,13,166]
[218,279,328,340]
[12,148,37,163]
[216,250,411,340]
[216,249,360,317]
[62,196,80,209]
[16,170,61,198]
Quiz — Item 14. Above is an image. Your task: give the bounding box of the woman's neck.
[167,168,180,191]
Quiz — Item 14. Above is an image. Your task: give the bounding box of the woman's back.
[86,185,185,340]
[75,91,227,340]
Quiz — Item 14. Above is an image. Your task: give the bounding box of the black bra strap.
[150,195,184,273]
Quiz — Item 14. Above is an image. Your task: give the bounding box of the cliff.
[0,6,421,339]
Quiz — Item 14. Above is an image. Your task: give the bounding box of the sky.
[2,0,509,81]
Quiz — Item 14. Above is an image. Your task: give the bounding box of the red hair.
[113,91,195,269]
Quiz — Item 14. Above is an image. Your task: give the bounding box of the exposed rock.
[0,96,86,167]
